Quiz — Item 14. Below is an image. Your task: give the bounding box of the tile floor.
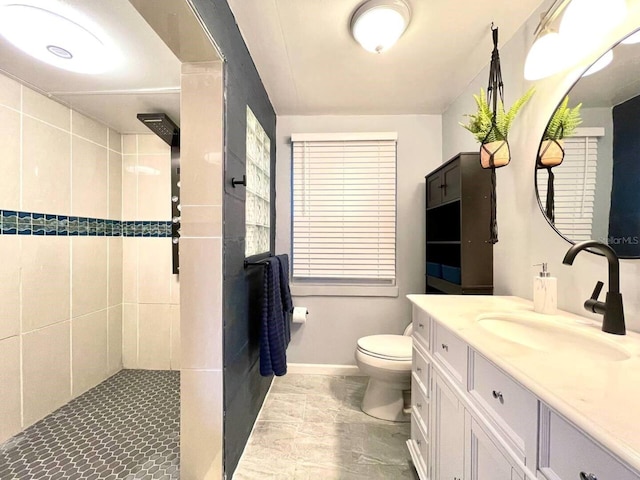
[233,374,418,480]
[0,370,180,480]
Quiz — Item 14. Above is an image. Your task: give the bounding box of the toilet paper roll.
[292,307,308,324]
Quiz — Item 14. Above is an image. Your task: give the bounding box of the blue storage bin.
[442,265,461,285]
[427,262,442,278]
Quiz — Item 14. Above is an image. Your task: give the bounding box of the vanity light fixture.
[621,30,640,44]
[350,0,411,53]
[523,28,566,81]
[0,1,121,74]
[524,0,626,80]
[581,49,613,77]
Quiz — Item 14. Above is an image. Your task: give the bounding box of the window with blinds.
[538,128,603,241]
[291,132,397,284]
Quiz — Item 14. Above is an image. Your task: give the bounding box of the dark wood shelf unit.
[425,152,493,295]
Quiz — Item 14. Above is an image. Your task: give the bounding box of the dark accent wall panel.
[610,96,640,257]
[189,1,277,477]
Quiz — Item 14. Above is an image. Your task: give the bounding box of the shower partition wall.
[187,1,278,478]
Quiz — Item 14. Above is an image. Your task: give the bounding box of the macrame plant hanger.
[482,24,508,245]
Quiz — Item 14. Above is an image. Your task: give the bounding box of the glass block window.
[245,107,271,257]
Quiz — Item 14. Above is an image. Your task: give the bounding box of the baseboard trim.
[286,363,365,376]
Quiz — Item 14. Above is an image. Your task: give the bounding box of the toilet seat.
[357,335,412,361]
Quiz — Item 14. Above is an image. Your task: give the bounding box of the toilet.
[355,324,413,422]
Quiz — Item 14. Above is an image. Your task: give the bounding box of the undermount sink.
[475,312,631,362]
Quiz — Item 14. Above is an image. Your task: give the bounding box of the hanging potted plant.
[460,87,535,169]
[537,96,582,168]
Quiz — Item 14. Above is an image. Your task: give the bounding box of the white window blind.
[539,128,603,241]
[291,132,397,283]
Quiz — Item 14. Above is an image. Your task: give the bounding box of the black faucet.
[562,240,625,335]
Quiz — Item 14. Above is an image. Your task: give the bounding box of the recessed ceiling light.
[350,0,411,53]
[0,1,121,74]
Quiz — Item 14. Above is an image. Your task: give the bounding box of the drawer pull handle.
[492,390,504,403]
[416,439,422,446]
[419,323,424,328]
[441,343,449,351]
[416,367,422,373]
[416,403,422,409]
[580,473,597,480]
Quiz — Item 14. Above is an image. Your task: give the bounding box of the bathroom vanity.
[407,294,640,480]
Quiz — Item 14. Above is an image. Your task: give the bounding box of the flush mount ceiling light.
[350,0,411,53]
[0,1,121,74]
[524,0,626,81]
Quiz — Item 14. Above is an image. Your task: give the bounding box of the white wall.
[442,1,640,332]
[276,115,442,365]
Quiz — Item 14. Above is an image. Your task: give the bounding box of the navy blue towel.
[260,257,287,376]
[276,254,293,344]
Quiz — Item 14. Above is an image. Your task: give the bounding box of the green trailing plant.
[543,96,582,140]
[460,87,535,143]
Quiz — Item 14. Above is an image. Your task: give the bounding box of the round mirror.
[535,29,640,258]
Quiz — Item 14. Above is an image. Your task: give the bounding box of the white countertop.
[407,294,640,473]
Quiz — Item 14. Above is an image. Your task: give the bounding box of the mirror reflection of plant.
[538,96,582,224]
[460,87,535,143]
[544,96,582,140]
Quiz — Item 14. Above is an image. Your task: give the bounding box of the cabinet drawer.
[412,306,430,349]
[470,352,537,462]
[412,347,430,396]
[411,374,429,430]
[542,410,639,480]
[434,323,467,384]
[411,415,430,476]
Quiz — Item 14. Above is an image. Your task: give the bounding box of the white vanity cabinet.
[432,372,465,480]
[407,303,640,480]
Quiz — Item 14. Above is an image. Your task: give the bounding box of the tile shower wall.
[121,134,180,371]
[0,73,123,444]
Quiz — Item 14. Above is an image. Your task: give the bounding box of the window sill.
[290,284,399,298]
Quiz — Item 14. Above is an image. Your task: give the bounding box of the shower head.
[137,113,180,147]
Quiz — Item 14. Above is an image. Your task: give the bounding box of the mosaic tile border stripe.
[1,210,172,237]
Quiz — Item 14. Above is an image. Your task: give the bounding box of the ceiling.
[570,39,640,108]
[0,0,181,134]
[226,0,548,115]
[0,0,551,129]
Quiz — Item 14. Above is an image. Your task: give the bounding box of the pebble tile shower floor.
[233,374,419,480]
[0,370,180,480]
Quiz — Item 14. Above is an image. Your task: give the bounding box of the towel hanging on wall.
[259,256,291,377]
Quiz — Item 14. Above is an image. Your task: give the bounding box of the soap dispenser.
[533,263,557,314]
